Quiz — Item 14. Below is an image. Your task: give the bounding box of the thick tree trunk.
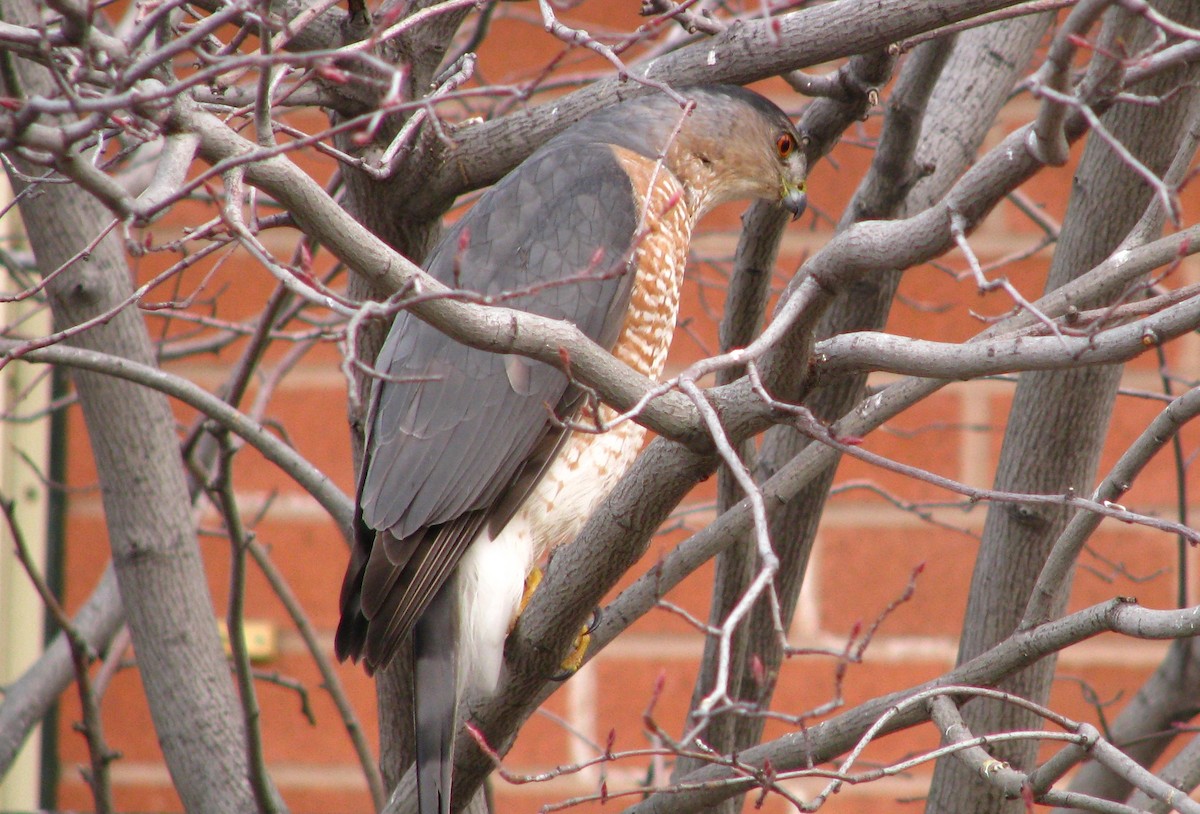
[925,4,1200,811]
[673,15,1052,801]
[5,174,263,812]
[1,3,265,810]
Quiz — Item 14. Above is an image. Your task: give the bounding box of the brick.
[589,651,701,756]
[275,784,377,814]
[473,3,647,87]
[888,254,1053,345]
[985,379,1200,515]
[501,682,573,770]
[54,655,382,811]
[160,520,341,632]
[1068,529,1178,613]
[1047,656,1161,733]
[249,652,380,765]
[53,645,377,766]
[58,770,183,813]
[57,663,159,765]
[813,523,975,639]
[329,654,381,718]
[759,784,932,814]
[605,506,722,638]
[1098,388,1200,511]
[582,649,953,792]
[664,241,822,375]
[59,511,112,613]
[56,515,348,646]
[225,377,356,495]
[769,657,949,762]
[59,762,379,814]
[207,516,350,630]
[535,652,951,813]
[829,388,973,502]
[805,121,881,221]
[134,240,314,328]
[63,402,101,492]
[493,784,636,814]
[1000,139,1087,235]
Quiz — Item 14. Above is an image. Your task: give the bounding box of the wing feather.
[338,141,645,669]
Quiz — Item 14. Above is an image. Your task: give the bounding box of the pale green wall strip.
[0,177,50,811]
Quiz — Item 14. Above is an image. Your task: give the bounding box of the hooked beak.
[782,180,807,221]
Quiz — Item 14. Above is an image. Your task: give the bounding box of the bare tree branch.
[0,566,123,778]
[0,339,353,531]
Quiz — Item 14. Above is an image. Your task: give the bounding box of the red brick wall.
[50,5,1200,813]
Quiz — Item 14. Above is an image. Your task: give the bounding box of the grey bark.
[672,13,1053,799]
[174,35,1196,804]
[425,0,1033,208]
[925,3,1200,812]
[1066,639,1200,811]
[2,3,1200,811]
[4,170,265,812]
[624,600,1200,814]
[672,50,896,791]
[1,3,267,809]
[1128,724,1200,813]
[0,566,122,778]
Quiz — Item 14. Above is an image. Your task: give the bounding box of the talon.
[551,623,591,681]
[557,607,601,675]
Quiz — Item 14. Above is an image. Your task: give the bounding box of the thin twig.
[245,538,387,809]
[209,431,280,814]
[1,496,115,813]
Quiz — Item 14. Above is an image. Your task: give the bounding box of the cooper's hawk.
[336,84,806,814]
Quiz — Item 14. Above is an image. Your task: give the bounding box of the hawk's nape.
[336,84,807,814]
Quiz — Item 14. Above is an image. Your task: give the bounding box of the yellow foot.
[514,567,598,680]
[552,608,600,681]
[555,624,591,679]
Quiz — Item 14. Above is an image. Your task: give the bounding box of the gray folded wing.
[338,140,644,670]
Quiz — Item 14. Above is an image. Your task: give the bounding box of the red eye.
[776,132,796,158]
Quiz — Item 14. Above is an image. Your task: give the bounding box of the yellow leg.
[513,566,593,678]
[511,567,543,635]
